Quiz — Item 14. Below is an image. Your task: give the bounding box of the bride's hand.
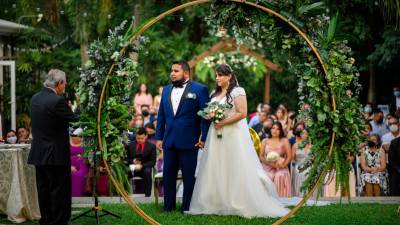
[214,121,225,130]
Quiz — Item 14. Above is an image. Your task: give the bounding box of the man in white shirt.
[390,86,400,117]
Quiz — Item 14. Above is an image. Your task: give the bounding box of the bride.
[187,64,289,218]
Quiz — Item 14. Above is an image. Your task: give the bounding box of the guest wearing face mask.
[5,130,18,144]
[289,121,306,146]
[141,104,155,126]
[382,116,400,156]
[390,87,400,117]
[363,103,374,121]
[370,108,390,139]
[359,134,388,196]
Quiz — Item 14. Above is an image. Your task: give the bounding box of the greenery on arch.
[207,0,365,195]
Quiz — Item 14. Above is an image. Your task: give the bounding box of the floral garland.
[77,20,149,192]
[207,0,364,195]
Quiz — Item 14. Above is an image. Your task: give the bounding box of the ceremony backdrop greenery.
[68,0,364,195]
[1,0,399,131]
[0,0,398,196]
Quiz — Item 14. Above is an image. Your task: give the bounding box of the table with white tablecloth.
[0,144,40,223]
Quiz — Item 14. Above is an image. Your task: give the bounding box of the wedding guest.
[291,128,311,196]
[390,86,400,117]
[70,128,88,196]
[275,106,290,134]
[251,111,267,134]
[363,102,374,121]
[134,83,153,114]
[153,86,163,112]
[388,136,400,195]
[28,69,77,225]
[361,122,373,138]
[359,134,388,196]
[370,108,389,139]
[249,103,271,128]
[382,116,399,163]
[288,121,306,146]
[17,126,32,144]
[141,104,154,126]
[130,114,144,129]
[126,128,156,197]
[260,121,292,197]
[5,130,17,144]
[256,116,274,140]
[85,151,110,196]
[145,122,156,144]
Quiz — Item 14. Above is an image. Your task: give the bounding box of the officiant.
[126,127,156,197]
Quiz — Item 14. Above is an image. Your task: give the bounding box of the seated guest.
[288,121,306,146]
[126,128,156,197]
[254,116,273,141]
[140,104,155,126]
[370,108,389,139]
[145,122,156,144]
[5,130,17,144]
[251,111,267,134]
[359,134,388,196]
[70,128,89,196]
[85,152,110,196]
[17,126,32,144]
[388,136,400,195]
[259,122,292,197]
[291,128,311,196]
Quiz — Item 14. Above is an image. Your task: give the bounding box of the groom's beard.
[172,78,187,88]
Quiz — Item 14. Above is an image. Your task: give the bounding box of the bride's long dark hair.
[211,64,238,106]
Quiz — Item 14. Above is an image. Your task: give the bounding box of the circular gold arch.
[97,1,337,224]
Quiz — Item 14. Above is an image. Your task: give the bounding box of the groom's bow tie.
[172,80,189,88]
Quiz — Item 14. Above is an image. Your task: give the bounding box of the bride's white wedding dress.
[188,87,289,218]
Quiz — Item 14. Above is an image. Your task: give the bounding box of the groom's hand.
[195,140,205,149]
[156,140,163,152]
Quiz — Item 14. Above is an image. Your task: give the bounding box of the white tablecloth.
[0,144,40,223]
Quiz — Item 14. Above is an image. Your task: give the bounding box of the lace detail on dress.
[231,87,246,98]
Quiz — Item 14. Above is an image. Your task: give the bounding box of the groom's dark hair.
[172,60,190,75]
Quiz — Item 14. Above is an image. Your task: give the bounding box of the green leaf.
[298,2,325,15]
[317,113,327,121]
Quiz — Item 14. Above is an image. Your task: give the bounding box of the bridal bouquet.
[198,101,231,138]
[265,151,284,164]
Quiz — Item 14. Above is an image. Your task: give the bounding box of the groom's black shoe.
[163,206,176,212]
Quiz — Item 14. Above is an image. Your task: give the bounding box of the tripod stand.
[71,149,121,224]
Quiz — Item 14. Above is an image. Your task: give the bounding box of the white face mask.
[7,136,17,144]
[390,124,399,133]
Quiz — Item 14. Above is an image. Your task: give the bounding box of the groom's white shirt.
[171,81,188,115]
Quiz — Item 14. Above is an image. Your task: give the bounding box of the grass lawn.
[1,203,399,225]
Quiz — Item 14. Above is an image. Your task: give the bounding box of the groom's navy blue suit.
[156,80,210,211]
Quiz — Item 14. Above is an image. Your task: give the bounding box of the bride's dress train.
[187,87,289,218]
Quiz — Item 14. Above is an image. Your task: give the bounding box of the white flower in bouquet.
[198,101,232,138]
[265,151,280,162]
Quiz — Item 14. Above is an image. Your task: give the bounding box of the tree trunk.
[80,44,89,66]
[367,62,376,103]
[367,40,376,103]
[264,71,270,104]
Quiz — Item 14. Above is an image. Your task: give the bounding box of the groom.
[156,60,210,212]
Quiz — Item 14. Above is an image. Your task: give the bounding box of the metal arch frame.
[97,1,337,224]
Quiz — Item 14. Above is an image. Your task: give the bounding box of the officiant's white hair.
[43,69,66,88]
